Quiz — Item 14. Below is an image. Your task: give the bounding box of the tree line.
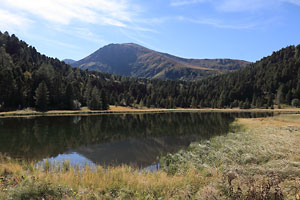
[0,31,299,111]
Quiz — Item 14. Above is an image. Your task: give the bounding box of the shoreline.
[1,106,300,118]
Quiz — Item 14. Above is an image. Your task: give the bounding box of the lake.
[0,112,271,168]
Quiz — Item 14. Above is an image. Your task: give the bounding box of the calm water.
[0,112,271,168]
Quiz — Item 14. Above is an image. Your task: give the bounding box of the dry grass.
[0,159,214,199]
[1,106,300,118]
[161,114,300,199]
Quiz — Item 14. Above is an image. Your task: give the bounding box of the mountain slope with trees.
[71,43,250,80]
[196,45,300,108]
[0,31,299,112]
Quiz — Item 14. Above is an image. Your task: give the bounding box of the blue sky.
[0,0,300,62]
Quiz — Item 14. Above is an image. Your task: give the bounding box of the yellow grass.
[1,106,300,118]
[0,160,215,199]
[161,114,300,199]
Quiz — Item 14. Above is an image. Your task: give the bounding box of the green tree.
[243,99,251,109]
[267,94,273,108]
[191,97,197,108]
[64,83,74,109]
[0,47,17,109]
[255,97,263,108]
[88,86,102,110]
[100,89,109,110]
[34,81,49,111]
[276,84,286,105]
[217,91,226,108]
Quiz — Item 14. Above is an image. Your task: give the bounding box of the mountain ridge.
[63,59,76,65]
[71,43,250,80]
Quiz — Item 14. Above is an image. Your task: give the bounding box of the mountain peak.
[71,44,250,80]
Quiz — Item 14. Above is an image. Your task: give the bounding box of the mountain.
[63,59,76,65]
[0,31,299,112]
[71,43,250,80]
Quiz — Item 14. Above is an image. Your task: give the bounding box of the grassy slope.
[1,114,300,199]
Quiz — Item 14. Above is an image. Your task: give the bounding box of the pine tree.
[83,79,92,106]
[100,89,109,110]
[34,81,49,111]
[88,86,102,110]
[191,97,197,108]
[64,83,74,109]
[243,98,251,109]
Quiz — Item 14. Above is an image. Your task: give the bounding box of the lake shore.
[1,106,300,118]
[1,114,300,199]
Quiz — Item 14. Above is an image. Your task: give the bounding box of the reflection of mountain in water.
[75,135,198,168]
[0,112,271,166]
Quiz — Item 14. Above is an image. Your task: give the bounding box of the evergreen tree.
[251,94,256,108]
[34,81,49,111]
[146,97,151,108]
[100,89,109,110]
[276,84,286,105]
[88,86,102,110]
[243,98,251,109]
[255,97,263,108]
[191,97,197,108]
[267,94,273,108]
[139,98,144,108]
[217,91,226,108]
[64,83,74,109]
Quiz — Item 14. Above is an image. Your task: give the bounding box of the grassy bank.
[161,114,300,199]
[1,106,300,118]
[1,114,300,199]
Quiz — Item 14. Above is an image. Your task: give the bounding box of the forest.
[0,31,300,111]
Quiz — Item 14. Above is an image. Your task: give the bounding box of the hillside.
[0,31,299,112]
[71,43,250,80]
[196,45,300,108]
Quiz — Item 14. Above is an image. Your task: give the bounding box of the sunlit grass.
[161,115,300,199]
[0,157,212,199]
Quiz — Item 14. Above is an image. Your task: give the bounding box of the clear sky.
[0,0,300,62]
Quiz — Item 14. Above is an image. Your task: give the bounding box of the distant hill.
[63,59,76,65]
[71,43,250,80]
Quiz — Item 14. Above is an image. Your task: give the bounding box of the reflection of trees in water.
[0,112,272,162]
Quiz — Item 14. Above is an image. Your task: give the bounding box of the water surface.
[0,112,271,168]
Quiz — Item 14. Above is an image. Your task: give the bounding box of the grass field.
[1,114,300,199]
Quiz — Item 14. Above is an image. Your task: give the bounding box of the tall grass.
[0,157,212,199]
